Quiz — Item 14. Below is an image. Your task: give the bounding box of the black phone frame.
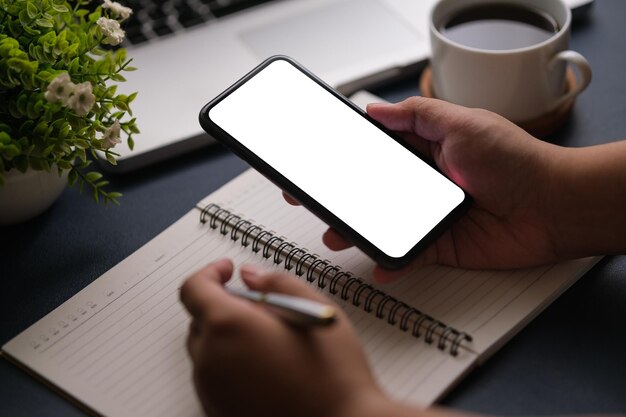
[199,55,471,270]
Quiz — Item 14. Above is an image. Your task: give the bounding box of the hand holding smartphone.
[199,56,470,270]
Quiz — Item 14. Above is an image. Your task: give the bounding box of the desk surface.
[2,1,626,415]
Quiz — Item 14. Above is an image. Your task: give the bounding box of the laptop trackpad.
[240,0,421,75]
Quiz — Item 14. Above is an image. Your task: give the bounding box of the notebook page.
[196,170,479,404]
[199,169,601,357]
[3,210,211,417]
[3,174,477,417]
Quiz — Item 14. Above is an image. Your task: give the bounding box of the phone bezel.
[199,55,471,270]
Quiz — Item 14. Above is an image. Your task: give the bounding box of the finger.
[367,97,470,143]
[366,100,432,158]
[372,244,439,283]
[186,319,203,359]
[179,258,235,318]
[372,263,414,283]
[240,264,332,304]
[282,191,300,206]
[322,228,353,251]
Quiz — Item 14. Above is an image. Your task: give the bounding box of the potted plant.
[0,0,138,224]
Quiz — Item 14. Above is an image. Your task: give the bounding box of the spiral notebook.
[2,167,600,416]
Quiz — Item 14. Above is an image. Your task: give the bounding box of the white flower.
[102,121,122,149]
[66,82,96,116]
[44,73,75,104]
[102,0,133,21]
[97,17,125,46]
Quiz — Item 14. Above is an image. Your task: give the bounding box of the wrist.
[335,387,419,417]
[544,141,626,259]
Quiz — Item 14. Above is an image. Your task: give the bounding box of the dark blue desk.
[2,1,626,415]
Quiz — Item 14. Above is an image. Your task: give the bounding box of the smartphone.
[199,56,470,270]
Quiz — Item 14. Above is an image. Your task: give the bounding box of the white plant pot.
[0,168,68,226]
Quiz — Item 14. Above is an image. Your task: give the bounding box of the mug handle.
[549,50,592,108]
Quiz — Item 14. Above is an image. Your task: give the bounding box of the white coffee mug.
[429,0,592,123]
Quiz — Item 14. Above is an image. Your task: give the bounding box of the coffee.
[429,0,592,123]
[440,4,560,50]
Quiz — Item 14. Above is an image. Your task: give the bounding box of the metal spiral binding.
[200,203,472,356]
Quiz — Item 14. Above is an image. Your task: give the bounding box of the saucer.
[418,66,577,137]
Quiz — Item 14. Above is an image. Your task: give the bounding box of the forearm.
[341,394,425,417]
[547,140,626,259]
[341,389,476,417]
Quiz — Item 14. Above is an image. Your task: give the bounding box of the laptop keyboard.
[122,0,278,45]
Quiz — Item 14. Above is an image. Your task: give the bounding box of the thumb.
[367,96,470,143]
[240,264,332,304]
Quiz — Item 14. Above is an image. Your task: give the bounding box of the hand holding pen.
[180,258,378,417]
[227,287,337,327]
[182,259,337,328]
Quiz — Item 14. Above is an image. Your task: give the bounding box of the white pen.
[227,287,338,327]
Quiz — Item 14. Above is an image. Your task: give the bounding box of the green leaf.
[105,196,120,206]
[60,142,72,154]
[33,98,45,114]
[68,169,78,186]
[7,57,38,74]
[40,158,51,171]
[114,101,129,111]
[64,43,79,59]
[36,18,54,28]
[8,16,22,37]
[51,3,70,13]
[42,144,55,156]
[74,139,89,149]
[114,48,126,64]
[16,94,28,116]
[1,144,21,159]
[106,152,117,165]
[26,97,41,119]
[8,100,22,118]
[110,73,126,82]
[57,160,73,170]
[26,2,38,19]
[59,123,71,139]
[69,57,79,73]
[34,120,49,136]
[85,171,103,182]
[29,44,44,61]
[76,148,87,163]
[105,85,118,97]
[19,9,31,27]
[24,24,42,38]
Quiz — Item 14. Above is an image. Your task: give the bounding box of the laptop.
[103,0,594,172]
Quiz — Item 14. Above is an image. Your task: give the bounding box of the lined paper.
[3,169,599,416]
[204,170,599,355]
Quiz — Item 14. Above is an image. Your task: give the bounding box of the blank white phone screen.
[209,59,465,259]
